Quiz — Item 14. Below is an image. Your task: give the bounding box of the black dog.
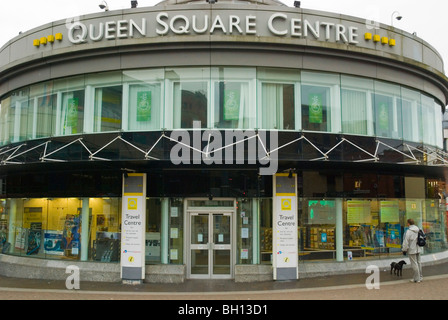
[390,260,407,277]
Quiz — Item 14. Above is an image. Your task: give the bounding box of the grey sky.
[0,0,447,73]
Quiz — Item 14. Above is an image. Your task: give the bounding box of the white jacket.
[402,225,422,255]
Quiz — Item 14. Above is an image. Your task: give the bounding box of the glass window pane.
[301,72,341,133]
[54,76,86,136]
[166,68,210,129]
[301,199,336,261]
[421,94,436,146]
[435,102,443,149]
[169,198,183,265]
[146,198,161,264]
[35,91,57,139]
[401,87,422,143]
[212,67,256,129]
[373,81,402,140]
[0,96,11,145]
[123,69,164,131]
[9,89,30,143]
[175,81,208,129]
[259,198,273,265]
[341,76,374,136]
[90,198,121,263]
[94,86,122,132]
[128,84,162,130]
[261,83,295,130]
[61,90,85,135]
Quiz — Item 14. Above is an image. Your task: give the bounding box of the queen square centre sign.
[66,10,360,45]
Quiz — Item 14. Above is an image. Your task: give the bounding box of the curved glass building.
[0,0,447,283]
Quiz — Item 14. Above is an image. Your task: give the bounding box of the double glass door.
[189,212,233,279]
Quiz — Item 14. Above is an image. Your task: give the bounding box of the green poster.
[223,89,240,121]
[378,102,389,131]
[67,98,78,133]
[137,91,152,122]
[309,94,323,124]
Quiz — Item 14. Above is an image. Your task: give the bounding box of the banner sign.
[137,91,152,122]
[223,89,240,121]
[273,173,298,281]
[121,173,146,281]
[309,94,323,124]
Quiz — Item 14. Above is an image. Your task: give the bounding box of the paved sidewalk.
[0,262,447,300]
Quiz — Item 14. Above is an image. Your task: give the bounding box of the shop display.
[306,227,335,250]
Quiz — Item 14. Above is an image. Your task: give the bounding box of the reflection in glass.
[174,82,208,129]
[261,83,295,130]
[94,86,123,132]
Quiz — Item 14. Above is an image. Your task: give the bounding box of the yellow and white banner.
[121,173,146,281]
[273,173,298,280]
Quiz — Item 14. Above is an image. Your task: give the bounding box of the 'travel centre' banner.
[121,173,147,281]
[273,173,298,281]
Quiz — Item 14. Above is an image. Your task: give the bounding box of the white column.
[80,198,90,261]
[161,198,169,264]
[251,198,260,264]
[335,198,344,262]
[7,199,19,252]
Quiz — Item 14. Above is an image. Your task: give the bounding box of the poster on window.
[386,223,402,248]
[223,89,240,121]
[27,223,42,256]
[380,200,399,223]
[62,214,80,256]
[309,94,323,124]
[308,200,336,224]
[347,200,371,224]
[44,230,64,256]
[14,227,26,250]
[66,98,78,131]
[137,91,152,122]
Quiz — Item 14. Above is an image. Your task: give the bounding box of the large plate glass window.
[53,76,86,136]
[212,67,256,129]
[401,87,423,144]
[31,82,58,140]
[123,69,164,131]
[434,102,444,149]
[0,89,30,144]
[301,72,341,133]
[94,86,123,133]
[421,94,436,147]
[341,76,374,136]
[373,81,403,140]
[258,68,300,130]
[165,68,210,129]
[0,95,11,145]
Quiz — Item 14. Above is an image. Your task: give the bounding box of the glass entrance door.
[189,212,233,279]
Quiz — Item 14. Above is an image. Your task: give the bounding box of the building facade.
[0,0,448,282]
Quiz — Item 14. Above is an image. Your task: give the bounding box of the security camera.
[99,1,109,11]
